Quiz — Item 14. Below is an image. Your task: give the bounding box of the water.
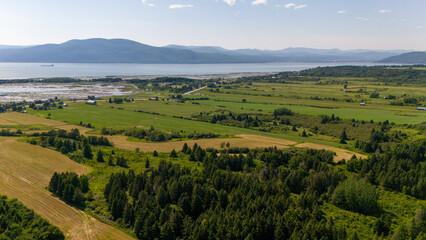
[0,62,390,79]
[0,83,132,102]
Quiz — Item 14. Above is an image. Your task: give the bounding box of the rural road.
[183,86,207,95]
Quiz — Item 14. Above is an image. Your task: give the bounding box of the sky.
[0,0,425,50]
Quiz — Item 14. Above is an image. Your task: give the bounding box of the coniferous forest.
[0,196,64,239]
[46,137,425,239]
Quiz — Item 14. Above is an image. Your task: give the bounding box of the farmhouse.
[149,97,158,101]
[87,100,97,105]
[417,107,426,111]
[360,102,366,106]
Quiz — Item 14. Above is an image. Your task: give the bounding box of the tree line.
[0,195,64,239]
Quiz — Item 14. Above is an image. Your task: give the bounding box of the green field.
[28,102,354,148]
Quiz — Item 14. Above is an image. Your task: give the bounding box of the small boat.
[41,64,54,67]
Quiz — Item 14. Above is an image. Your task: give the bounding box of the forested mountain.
[378,52,426,64]
[166,45,408,62]
[0,39,267,64]
[0,38,408,63]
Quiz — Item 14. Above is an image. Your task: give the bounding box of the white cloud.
[416,25,423,29]
[378,9,391,13]
[169,4,194,9]
[357,17,369,21]
[284,3,306,10]
[284,3,295,8]
[223,0,236,6]
[294,4,306,10]
[141,0,154,6]
[337,10,346,14]
[252,0,267,5]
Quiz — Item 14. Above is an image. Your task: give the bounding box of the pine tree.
[72,188,85,206]
[160,222,175,240]
[170,149,178,158]
[83,144,93,159]
[96,150,104,162]
[123,202,134,225]
[182,143,188,153]
[79,175,89,193]
[340,129,348,144]
[49,172,59,193]
[153,150,159,157]
[108,156,114,166]
[156,187,168,208]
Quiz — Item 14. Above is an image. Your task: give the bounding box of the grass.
[106,79,426,125]
[27,102,355,149]
[193,79,425,124]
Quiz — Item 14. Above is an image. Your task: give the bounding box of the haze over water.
[0,62,393,79]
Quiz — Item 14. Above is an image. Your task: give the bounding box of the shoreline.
[0,71,277,81]
[0,61,407,80]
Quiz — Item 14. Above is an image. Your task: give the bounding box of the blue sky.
[0,0,424,50]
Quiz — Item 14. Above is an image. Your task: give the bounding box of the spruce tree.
[170,149,178,158]
[182,143,188,153]
[340,129,348,144]
[96,150,104,162]
[83,144,93,159]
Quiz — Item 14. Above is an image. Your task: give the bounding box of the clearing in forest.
[296,142,366,162]
[109,134,363,161]
[0,137,135,240]
[108,134,297,152]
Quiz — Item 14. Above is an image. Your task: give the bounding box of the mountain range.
[378,52,426,64]
[0,38,418,64]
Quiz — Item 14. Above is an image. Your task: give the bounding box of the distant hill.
[0,39,270,64]
[0,38,412,63]
[167,45,408,62]
[378,52,426,64]
[0,45,30,49]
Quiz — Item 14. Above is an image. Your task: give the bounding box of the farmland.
[0,137,134,240]
[0,65,424,239]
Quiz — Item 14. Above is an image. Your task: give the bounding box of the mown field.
[0,137,134,240]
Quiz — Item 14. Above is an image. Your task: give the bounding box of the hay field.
[109,134,361,162]
[109,134,295,152]
[296,143,366,162]
[0,112,91,134]
[0,137,134,240]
